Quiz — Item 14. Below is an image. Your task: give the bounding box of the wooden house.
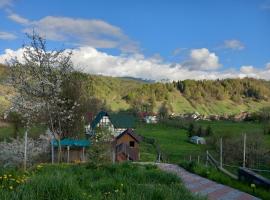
[51,138,90,163]
[113,128,141,162]
[85,111,135,136]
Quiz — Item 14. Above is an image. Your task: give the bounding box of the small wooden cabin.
[113,128,141,162]
[51,139,90,163]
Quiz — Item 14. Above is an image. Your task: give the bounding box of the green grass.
[195,120,264,136]
[180,161,270,200]
[137,123,204,163]
[193,120,270,147]
[0,163,205,200]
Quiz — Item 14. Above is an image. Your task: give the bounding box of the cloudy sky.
[0,0,270,80]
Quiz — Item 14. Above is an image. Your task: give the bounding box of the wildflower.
[115,189,119,193]
[8,174,12,177]
[120,183,123,187]
[9,186,13,190]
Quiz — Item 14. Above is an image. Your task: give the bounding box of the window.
[129,141,135,147]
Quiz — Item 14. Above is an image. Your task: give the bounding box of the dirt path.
[156,163,260,200]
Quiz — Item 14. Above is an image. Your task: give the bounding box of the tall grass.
[0,163,205,200]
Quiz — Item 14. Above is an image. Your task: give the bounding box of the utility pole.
[243,133,246,168]
[220,137,223,168]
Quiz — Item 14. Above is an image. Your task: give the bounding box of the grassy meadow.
[137,123,204,163]
[0,163,205,200]
[137,120,270,163]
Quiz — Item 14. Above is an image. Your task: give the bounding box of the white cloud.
[0,48,24,63]
[182,48,221,71]
[1,46,270,81]
[223,39,245,50]
[8,13,30,25]
[0,31,16,40]
[8,13,139,53]
[240,65,256,74]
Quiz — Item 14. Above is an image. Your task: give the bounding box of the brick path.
[157,163,260,200]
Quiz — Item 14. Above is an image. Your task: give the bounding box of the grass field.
[137,120,270,163]
[137,123,204,163]
[0,163,205,200]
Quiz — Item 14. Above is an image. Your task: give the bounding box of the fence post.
[220,137,223,168]
[206,150,209,166]
[82,147,85,162]
[243,133,246,168]
[197,155,200,164]
[67,146,70,163]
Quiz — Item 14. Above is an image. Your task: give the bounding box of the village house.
[85,111,135,136]
[113,128,141,162]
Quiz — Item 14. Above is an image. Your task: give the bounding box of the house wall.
[116,134,139,148]
[97,116,114,130]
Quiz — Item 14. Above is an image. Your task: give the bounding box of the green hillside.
[0,64,270,117]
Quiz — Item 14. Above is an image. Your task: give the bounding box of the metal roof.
[51,138,90,147]
[90,111,135,129]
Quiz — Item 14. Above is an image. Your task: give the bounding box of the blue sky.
[0,0,270,80]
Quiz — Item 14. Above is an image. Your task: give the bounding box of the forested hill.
[0,63,270,116]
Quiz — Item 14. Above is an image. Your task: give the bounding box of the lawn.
[0,163,205,200]
[137,120,270,165]
[137,123,204,163]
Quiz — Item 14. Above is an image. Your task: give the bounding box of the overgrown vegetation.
[0,163,205,200]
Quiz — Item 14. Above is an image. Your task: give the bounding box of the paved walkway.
[156,163,260,200]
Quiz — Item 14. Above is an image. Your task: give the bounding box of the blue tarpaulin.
[51,138,90,147]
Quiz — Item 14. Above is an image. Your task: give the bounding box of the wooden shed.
[51,139,90,163]
[113,128,141,162]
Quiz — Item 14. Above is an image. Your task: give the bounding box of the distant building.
[85,111,135,136]
[113,128,141,162]
[189,136,206,145]
[144,115,158,124]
